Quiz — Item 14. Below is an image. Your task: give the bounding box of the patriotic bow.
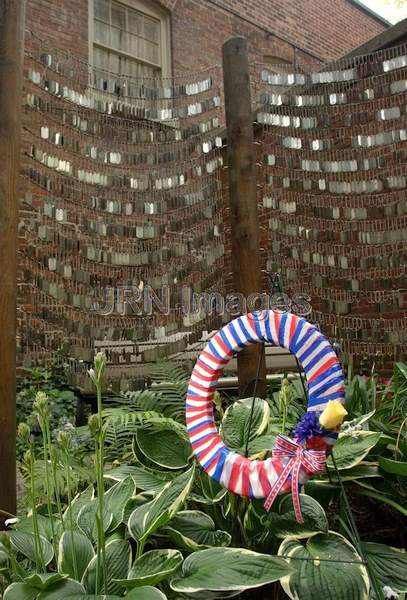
[264,435,326,523]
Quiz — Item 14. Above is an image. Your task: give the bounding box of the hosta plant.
[2,359,406,599]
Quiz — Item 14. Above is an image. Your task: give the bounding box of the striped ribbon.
[264,435,326,522]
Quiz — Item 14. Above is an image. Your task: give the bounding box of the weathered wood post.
[0,0,26,520]
[223,36,266,398]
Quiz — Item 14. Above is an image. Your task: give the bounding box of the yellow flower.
[319,400,348,430]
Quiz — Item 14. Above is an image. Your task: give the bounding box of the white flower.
[5,518,19,526]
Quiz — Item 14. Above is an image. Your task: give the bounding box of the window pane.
[111,2,126,28]
[111,2,126,51]
[93,46,109,69]
[128,33,140,56]
[143,15,160,44]
[144,40,159,64]
[95,19,110,45]
[109,52,120,74]
[128,10,142,35]
[94,0,109,22]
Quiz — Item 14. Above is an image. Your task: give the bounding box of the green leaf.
[77,498,113,540]
[246,433,277,456]
[341,410,376,433]
[104,476,136,530]
[327,432,381,470]
[191,471,228,505]
[263,494,328,539]
[353,485,407,516]
[58,530,94,581]
[164,511,231,551]
[40,596,120,600]
[395,361,407,381]
[170,547,293,593]
[278,532,370,600]
[14,515,56,541]
[82,539,131,595]
[64,485,94,523]
[171,593,240,600]
[361,542,407,592]
[128,466,194,543]
[125,586,168,600]
[105,465,172,493]
[24,573,66,590]
[135,426,192,469]
[116,549,182,589]
[9,530,54,566]
[379,456,407,476]
[242,503,264,538]
[220,397,270,452]
[3,583,38,600]
[302,481,339,509]
[36,579,86,599]
[317,463,381,483]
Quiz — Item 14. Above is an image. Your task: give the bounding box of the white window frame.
[88,0,172,80]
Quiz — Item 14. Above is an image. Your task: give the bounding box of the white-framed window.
[89,0,171,92]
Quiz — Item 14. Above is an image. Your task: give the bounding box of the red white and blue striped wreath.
[186,310,346,522]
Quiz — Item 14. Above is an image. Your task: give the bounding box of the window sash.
[93,0,162,75]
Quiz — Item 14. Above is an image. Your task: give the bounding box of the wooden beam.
[222,36,266,399]
[0,0,25,520]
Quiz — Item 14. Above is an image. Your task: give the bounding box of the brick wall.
[22,0,399,371]
[167,0,386,72]
[25,0,386,71]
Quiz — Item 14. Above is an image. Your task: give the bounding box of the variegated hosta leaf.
[58,530,94,581]
[128,466,195,543]
[327,431,381,470]
[278,532,370,600]
[190,470,228,505]
[9,530,54,566]
[104,476,136,530]
[246,433,277,457]
[341,410,376,432]
[105,465,173,493]
[170,547,293,593]
[361,542,407,592]
[64,485,94,524]
[3,583,38,600]
[36,578,86,598]
[82,539,131,595]
[164,510,231,551]
[243,503,264,538]
[125,585,168,599]
[76,498,113,540]
[263,494,328,539]
[135,426,192,470]
[116,549,182,589]
[24,573,66,590]
[316,463,380,484]
[14,514,56,541]
[173,593,240,600]
[220,398,270,453]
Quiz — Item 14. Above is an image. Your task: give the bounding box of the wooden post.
[223,36,266,399]
[0,0,25,521]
